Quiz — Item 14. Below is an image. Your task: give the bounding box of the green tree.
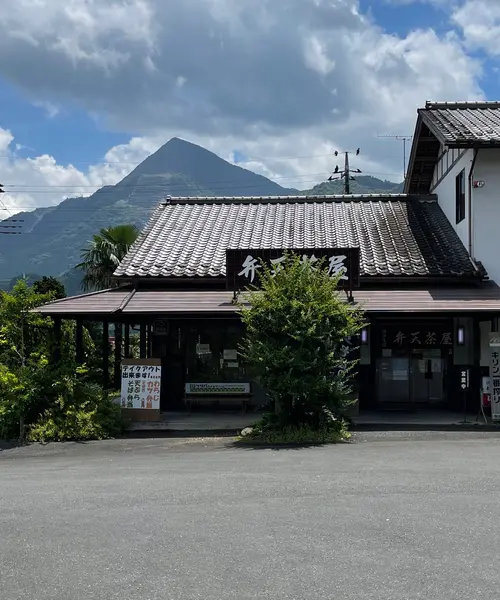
[33,276,66,299]
[76,224,140,292]
[0,280,54,437]
[0,280,118,441]
[7,273,42,291]
[239,254,365,429]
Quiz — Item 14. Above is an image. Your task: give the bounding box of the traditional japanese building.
[36,192,500,417]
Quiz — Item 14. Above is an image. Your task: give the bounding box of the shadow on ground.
[227,439,351,451]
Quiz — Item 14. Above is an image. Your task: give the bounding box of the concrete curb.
[123,429,240,438]
[351,422,500,432]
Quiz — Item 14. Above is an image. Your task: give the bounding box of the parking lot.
[1,432,500,600]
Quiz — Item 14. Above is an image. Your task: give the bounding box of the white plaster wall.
[432,149,474,251]
[472,149,500,285]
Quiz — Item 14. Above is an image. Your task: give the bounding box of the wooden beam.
[102,321,109,390]
[76,319,84,364]
[114,323,123,389]
[147,323,152,358]
[140,323,147,359]
[124,324,130,358]
[53,317,62,365]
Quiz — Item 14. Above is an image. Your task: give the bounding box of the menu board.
[120,360,161,409]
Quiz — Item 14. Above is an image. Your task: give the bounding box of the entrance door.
[410,349,445,405]
[160,356,185,411]
[376,355,410,404]
[376,350,446,408]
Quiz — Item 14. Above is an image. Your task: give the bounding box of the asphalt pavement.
[1,431,500,600]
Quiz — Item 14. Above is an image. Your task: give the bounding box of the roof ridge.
[425,100,500,110]
[162,194,435,206]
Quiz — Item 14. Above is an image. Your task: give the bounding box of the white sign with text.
[120,362,161,409]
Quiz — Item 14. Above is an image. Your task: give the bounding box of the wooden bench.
[184,394,251,413]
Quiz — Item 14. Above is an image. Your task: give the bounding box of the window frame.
[455,168,466,224]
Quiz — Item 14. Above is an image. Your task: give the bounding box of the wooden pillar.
[114,323,123,389]
[53,317,62,365]
[147,323,153,358]
[472,316,481,414]
[124,323,130,358]
[102,320,109,390]
[76,319,84,364]
[139,322,147,359]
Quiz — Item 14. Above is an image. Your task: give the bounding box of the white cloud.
[0,0,488,209]
[0,128,154,221]
[32,100,60,119]
[452,0,500,55]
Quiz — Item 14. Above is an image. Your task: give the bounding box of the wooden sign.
[226,248,360,290]
[120,358,161,409]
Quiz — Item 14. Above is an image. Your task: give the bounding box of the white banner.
[185,382,250,395]
[121,361,161,409]
[489,339,500,421]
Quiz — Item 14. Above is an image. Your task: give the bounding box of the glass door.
[410,349,445,405]
[376,355,410,404]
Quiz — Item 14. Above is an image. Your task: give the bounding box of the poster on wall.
[120,359,161,409]
[489,339,500,421]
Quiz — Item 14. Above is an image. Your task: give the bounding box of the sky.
[0,0,497,217]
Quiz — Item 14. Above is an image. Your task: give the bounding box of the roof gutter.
[468,148,479,257]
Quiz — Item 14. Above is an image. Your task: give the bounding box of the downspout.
[468,148,479,257]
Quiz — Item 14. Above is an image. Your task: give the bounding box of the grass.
[236,423,351,446]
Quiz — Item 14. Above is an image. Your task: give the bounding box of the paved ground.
[2,432,500,600]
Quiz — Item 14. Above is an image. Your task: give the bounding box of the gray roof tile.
[421,101,500,145]
[114,195,481,280]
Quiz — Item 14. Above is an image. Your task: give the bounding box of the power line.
[0,184,23,233]
[0,149,369,166]
[0,169,401,193]
[0,167,402,190]
[327,148,362,194]
[377,135,413,179]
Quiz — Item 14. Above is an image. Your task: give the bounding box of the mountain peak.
[0,138,401,293]
[164,136,192,147]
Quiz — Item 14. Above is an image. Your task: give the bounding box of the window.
[456,169,466,224]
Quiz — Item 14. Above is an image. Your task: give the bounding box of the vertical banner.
[489,340,500,421]
[120,358,161,410]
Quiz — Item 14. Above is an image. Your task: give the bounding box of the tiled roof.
[421,101,500,146]
[34,283,500,316]
[113,195,481,280]
[33,288,133,314]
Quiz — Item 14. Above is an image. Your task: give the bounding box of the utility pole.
[328,148,361,194]
[377,135,412,180]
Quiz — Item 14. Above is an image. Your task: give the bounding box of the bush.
[0,365,25,440]
[28,388,123,442]
[239,253,365,428]
[238,409,350,445]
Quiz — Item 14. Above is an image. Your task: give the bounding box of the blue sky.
[0,0,496,214]
[0,79,130,166]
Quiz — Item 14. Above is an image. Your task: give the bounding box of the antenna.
[378,135,412,179]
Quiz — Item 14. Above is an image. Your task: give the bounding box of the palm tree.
[77,224,140,292]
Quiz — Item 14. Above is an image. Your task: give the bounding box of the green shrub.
[238,423,350,445]
[238,409,350,445]
[28,390,123,442]
[239,253,365,428]
[0,365,26,439]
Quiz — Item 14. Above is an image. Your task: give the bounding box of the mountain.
[301,176,403,196]
[0,138,402,291]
